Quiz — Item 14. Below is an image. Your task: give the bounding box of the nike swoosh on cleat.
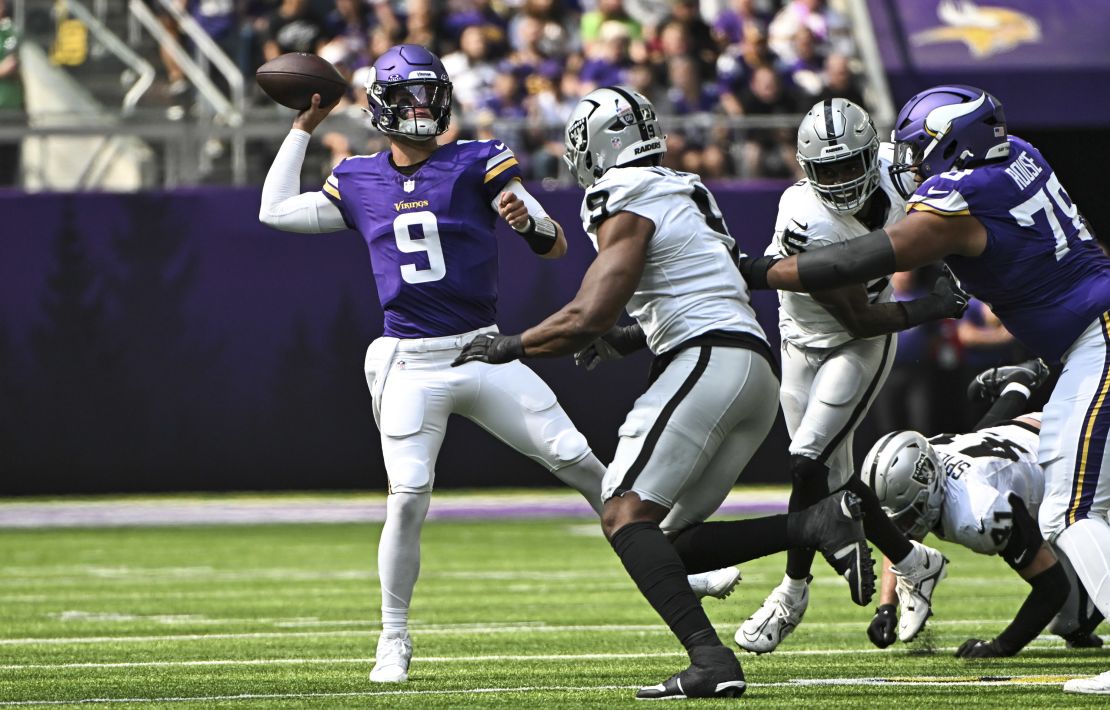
[716,681,746,692]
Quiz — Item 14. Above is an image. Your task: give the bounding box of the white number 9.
[393,211,446,284]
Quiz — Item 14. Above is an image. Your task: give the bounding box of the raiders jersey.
[929,419,1043,555]
[765,143,907,349]
[580,166,766,355]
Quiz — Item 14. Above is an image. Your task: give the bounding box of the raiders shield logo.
[568,117,588,151]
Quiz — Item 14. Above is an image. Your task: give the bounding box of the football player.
[865,358,1104,655]
[454,85,874,699]
[257,45,737,685]
[741,84,1110,695]
[738,99,963,655]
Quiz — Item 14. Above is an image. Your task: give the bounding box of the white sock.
[1055,517,1110,619]
[893,541,924,572]
[550,454,606,515]
[377,492,431,635]
[782,574,808,596]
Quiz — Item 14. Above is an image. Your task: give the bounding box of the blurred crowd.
[150,0,868,180]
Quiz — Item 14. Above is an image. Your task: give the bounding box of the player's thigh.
[377,359,456,494]
[1039,319,1110,539]
[661,357,779,533]
[779,340,817,437]
[790,334,895,465]
[461,360,590,471]
[605,346,775,510]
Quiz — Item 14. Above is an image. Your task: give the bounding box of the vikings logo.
[913,0,1041,58]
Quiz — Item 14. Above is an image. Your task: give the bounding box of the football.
[255,53,347,111]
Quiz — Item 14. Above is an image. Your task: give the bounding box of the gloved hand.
[867,604,898,648]
[967,358,1050,402]
[955,637,1012,658]
[901,264,969,326]
[574,324,647,371]
[452,333,524,366]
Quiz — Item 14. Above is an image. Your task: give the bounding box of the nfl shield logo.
[404,179,416,193]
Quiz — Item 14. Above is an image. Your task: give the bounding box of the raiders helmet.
[796,98,881,215]
[862,430,945,539]
[563,85,667,188]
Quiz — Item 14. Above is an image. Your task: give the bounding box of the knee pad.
[548,428,590,469]
[386,458,433,494]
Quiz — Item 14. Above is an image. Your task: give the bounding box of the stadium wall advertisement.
[868,0,1110,128]
[0,184,805,495]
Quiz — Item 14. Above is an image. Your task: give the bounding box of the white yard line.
[0,675,1085,706]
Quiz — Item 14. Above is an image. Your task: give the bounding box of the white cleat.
[735,578,809,654]
[689,567,742,600]
[370,631,412,683]
[891,541,948,642]
[1064,670,1110,694]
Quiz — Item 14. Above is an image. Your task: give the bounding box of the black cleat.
[967,358,1050,402]
[1063,630,1104,649]
[636,646,746,700]
[797,492,876,606]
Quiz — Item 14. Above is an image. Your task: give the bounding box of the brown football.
[255,53,347,111]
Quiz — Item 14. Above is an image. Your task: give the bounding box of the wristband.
[1000,382,1032,399]
[514,216,558,254]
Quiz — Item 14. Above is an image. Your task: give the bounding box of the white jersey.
[929,419,1044,555]
[765,143,907,349]
[580,166,766,355]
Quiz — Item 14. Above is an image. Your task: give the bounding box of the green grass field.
[1,492,1106,708]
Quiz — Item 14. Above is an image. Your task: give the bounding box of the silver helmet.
[862,430,945,539]
[563,85,667,188]
[796,98,880,215]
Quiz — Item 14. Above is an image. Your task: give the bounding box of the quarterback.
[739,99,962,655]
[742,84,1110,694]
[455,85,874,699]
[258,44,736,685]
[866,359,1103,655]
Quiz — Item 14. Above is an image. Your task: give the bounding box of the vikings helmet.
[365,44,453,140]
[796,98,880,215]
[890,84,1009,198]
[563,85,666,189]
[862,430,945,539]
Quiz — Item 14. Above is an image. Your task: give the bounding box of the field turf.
[0,492,1106,708]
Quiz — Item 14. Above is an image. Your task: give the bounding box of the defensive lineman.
[258,45,736,684]
[739,99,963,653]
[454,85,874,699]
[866,359,1103,655]
[742,84,1110,694]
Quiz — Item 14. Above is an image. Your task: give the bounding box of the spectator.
[261,0,327,61]
[666,54,717,114]
[661,0,717,78]
[187,0,241,60]
[815,52,865,106]
[717,24,780,115]
[402,0,440,48]
[140,0,189,97]
[786,26,824,99]
[958,298,1022,384]
[503,14,564,84]
[581,0,641,48]
[711,0,769,49]
[736,65,804,178]
[767,0,852,64]
[321,0,375,71]
[0,0,22,187]
[441,25,499,114]
[579,20,634,93]
[511,0,576,59]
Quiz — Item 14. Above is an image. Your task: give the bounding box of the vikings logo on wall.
[913,0,1041,58]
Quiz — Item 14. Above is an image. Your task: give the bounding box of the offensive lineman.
[741,84,1110,695]
[454,85,874,699]
[258,44,737,685]
[739,99,963,654]
[865,359,1104,655]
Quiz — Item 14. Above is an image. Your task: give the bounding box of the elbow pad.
[796,229,896,291]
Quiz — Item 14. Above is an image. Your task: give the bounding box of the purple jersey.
[907,136,1110,362]
[321,139,522,339]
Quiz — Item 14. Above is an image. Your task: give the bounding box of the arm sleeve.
[481,142,523,201]
[973,391,1033,430]
[489,178,550,219]
[259,130,349,234]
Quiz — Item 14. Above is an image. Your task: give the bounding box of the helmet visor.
[384,82,449,119]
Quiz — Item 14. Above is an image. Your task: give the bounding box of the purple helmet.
[364,44,453,140]
[890,84,1009,199]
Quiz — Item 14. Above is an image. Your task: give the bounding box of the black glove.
[867,604,898,648]
[900,265,970,326]
[451,333,524,366]
[574,324,647,371]
[737,254,781,291]
[955,637,1012,658]
[967,358,1050,402]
